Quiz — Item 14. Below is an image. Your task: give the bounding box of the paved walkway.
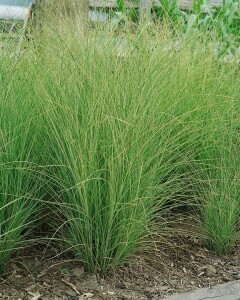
[164,280,240,300]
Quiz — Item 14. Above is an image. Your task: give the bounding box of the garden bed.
[1,234,240,300]
[0,1,240,298]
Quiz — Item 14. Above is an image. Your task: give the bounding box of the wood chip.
[14,274,23,278]
[28,292,41,300]
[62,279,80,295]
[93,289,111,300]
[78,293,94,300]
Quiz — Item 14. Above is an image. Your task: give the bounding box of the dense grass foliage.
[37,24,240,271]
[0,15,239,273]
[35,29,191,272]
[196,108,240,254]
[0,58,44,272]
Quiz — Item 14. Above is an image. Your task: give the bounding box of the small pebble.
[223,276,231,282]
[235,274,240,280]
[66,290,77,298]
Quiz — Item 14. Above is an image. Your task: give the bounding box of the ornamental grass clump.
[0,57,43,273]
[196,106,240,254]
[34,21,239,272]
[1,11,240,274]
[34,26,203,273]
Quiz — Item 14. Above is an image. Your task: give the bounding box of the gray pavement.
[164,280,240,300]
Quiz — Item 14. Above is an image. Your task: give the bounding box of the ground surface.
[0,233,240,300]
[166,280,240,300]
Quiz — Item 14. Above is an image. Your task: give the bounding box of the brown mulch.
[0,236,240,300]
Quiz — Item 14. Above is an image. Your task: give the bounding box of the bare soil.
[0,235,240,300]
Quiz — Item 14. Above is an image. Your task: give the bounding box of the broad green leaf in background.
[117,0,125,11]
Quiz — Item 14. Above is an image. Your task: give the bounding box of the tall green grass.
[196,97,240,254]
[0,57,44,273]
[35,30,189,273]
[35,20,240,271]
[0,13,239,274]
